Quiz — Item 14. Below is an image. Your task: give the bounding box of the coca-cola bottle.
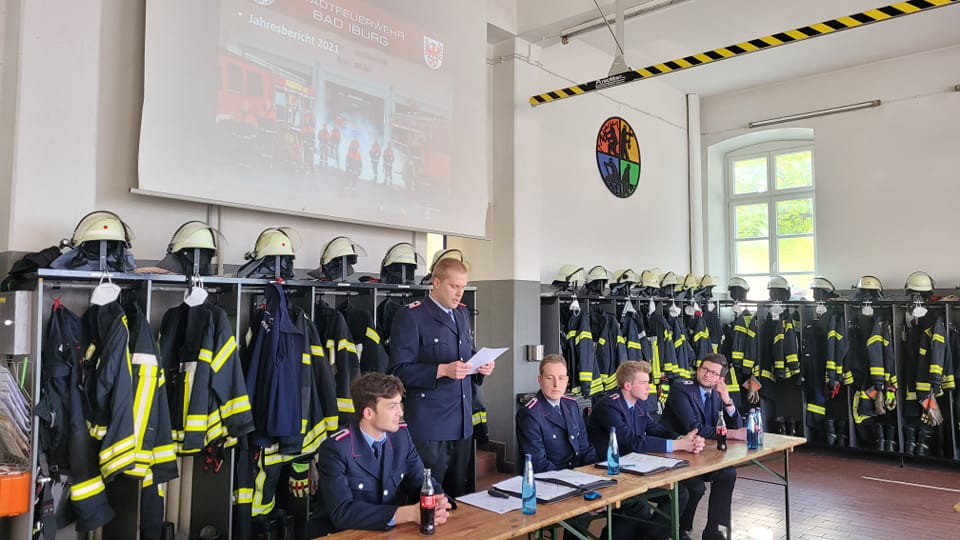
[419,468,436,535]
[716,410,728,451]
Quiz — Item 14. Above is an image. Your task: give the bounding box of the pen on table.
[487,488,510,499]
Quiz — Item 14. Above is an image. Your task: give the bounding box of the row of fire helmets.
[51,210,137,273]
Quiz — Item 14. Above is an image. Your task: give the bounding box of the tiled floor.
[480,447,960,540]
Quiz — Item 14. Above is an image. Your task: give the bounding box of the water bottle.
[746,409,758,450]
[521,454,537,515]
[419,468,436,535]
[607,427,620,475]
[716,410,728,451]
[756,407,765,447]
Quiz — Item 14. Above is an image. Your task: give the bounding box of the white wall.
[534,40,691,281]
[701,45,960,290]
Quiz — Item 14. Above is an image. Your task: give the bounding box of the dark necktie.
[372,440,384,461]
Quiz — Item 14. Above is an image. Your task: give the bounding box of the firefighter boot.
[787,417,799,437]
[825,418,837,446]
[775,416,787,435]
[837,420,849,447]
[873,423,885,451]
[883,424,897,453]
[916,426,933,457]
[903,426,917,454]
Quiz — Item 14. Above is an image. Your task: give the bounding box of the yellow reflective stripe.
[576,331,593,344]
[742,358,755,368]
[311,345,325,357]
[627,341,642,349]
[566,330,577,339]
[131,366,156,467]
[197,348,213,363]
[222,396,252,418]
[932,333,945,343]
[905,391,917,400]
[842,371,854,385]
[598,337,607,346]
[786,354,798,363]
[919,347,928,355]
[761,370,774,381]
[235,488,254,505]
[578,371,593,381]
[693,330,709,342]
[153,444,177,463]
[211,336,237,373]
[773,334,784,344]
[827,330,842,340]
[774,361,785,368]
[869,367,885,375]
[730,351,744,359]
[616,335,626,345]
[366,327,381,344]
[302,353,311,365]
[337,397,355,413]
[338,339,357,354]
[806,403,826,415]
[88,422,107,440]
[866,335,884,346]
[916,381,931,391]
[101,449,136,477]
[70,476,107,501]
[185,414,207,430]
[825,361,837,370]
[100,435,135,463]
[472,412,483,425]
[929,364,943,374]
[324,415,339,431]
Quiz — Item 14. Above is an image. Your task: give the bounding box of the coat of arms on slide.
[423,36,444,70]
[596,116,641,199]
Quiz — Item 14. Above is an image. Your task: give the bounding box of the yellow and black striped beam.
[529,0,958,107]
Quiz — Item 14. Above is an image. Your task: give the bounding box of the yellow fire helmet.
[245,227,302,259]
[71,210,134,247]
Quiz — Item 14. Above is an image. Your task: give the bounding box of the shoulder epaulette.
[407,300,422,309]
[526,397,538,409]
[458,302,467,308]
[610,393,620,400]
[681,379,694,385]
[398,422,408,429]
[561,395,576,401]
[332,427,351,441]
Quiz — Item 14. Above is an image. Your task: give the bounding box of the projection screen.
[139,0,489,237]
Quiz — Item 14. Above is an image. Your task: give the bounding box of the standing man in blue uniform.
[315,373,451,533]
[661,353,745,540]
[389,257,495,497]
[587,361,702,540]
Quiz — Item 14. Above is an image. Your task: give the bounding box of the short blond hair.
[433,257,468,281]
[539,354,567,376]
[616,360,652,389]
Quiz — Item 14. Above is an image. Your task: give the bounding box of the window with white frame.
[727,142,815,300]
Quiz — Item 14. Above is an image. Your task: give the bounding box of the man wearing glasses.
[661,353,746,540]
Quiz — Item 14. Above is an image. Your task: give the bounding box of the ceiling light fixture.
[560,0,694,44]
[748,100,881,129]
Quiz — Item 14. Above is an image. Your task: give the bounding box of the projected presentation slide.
[140,0,488,237]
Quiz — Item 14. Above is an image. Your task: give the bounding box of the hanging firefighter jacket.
[850,314,896,424]
[561,305,596,396]
[702,307,722,354]
[668,312,696,381]
[122,301,178,484]
[730,311,759,385]
[801,309,835,425]
[159,302,254,454]
[314,298,361,423]
[591,307,627,393]
[244,283,306,451]
[36,301,115,532]
[81,300,137,480]
[946,324,960,392]
[646,309,676,404]
[340,298,389,374]
[902,311,946,421]
[824,311,850,396]
[688,312,712,361]
[772,310,800,381]
[620,309,651,361]
[289,303,340,447]
[376,296,407,355]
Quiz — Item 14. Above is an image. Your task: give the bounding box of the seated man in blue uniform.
[587,360,703,540]
[518,354,652,540]
[661,353,746,540]
[315,372,452,533]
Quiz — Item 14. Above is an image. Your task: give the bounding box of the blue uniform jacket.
[315,423,442,532]
[587,390,679,458]
[660,380,743,440]
[388,299,476,441]
[516,392,597,473]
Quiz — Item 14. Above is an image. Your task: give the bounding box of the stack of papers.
[596,452,689,475]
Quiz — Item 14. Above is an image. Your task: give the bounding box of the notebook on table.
[595,452,690,476]
[491,469,618,503]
